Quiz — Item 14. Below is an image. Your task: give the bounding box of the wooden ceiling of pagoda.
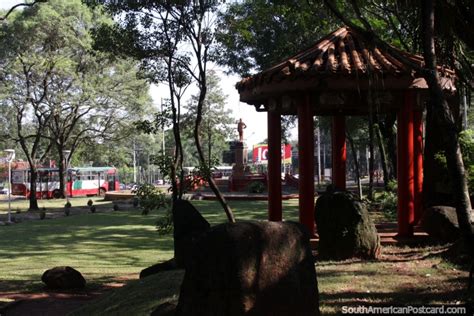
[236,26,456,115]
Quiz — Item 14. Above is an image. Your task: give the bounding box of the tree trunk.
[375,124,390,190]
[421,0,473,241]
[29,166,39,210]
[347,130,362,199]
[368,114,375,200]
[194,77,235,223]
[57,148,65,199]
[378,113,397,178]
[208,124,212,164]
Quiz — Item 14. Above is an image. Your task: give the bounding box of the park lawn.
[0,199,298,294]
[2,197,471,315]
[0,196,114,215]
[71,245,473,316]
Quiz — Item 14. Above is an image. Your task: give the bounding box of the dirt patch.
[0,275,136,316]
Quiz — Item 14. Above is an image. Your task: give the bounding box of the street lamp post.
[63,150,71,204]
[4,149,15,223]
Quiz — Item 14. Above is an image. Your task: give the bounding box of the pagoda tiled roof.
[236,26,455,95]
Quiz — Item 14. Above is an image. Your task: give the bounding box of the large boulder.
[420,206,460,243]
[315,191,380,260]
[172,200,211,268]
[175,221,319,316]
[41,266,86,289]
[140,258,177,279]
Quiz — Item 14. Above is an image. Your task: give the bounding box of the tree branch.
[0,0,46,21]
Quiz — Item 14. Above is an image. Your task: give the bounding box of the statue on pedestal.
[237,118,247,142]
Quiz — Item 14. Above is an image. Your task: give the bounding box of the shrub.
[155,206,173,235]
[136,184,170,215]
[373,191,397,221]
[248,181,265,194]
[386,179,397,193]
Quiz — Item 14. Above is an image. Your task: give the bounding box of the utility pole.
[133,140,137,183]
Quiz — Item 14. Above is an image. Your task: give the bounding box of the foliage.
[435,129,474,192]
[150,154,175,185]
[181,70,234,166]
[373,191,397,221]
[136,184,170,215]
[247,181,265,194]
[216,0,337,76]
[155,206,173,235]
[386,179,398,193]
[0,0,150,208]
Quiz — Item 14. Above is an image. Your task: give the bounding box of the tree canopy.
[0,0,150,208]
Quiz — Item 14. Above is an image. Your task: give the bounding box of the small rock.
[41,266,86,289]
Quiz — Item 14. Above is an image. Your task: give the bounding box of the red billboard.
[252,144,292,164]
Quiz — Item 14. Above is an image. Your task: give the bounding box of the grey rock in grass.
[175,220,319,316]
[315,191,380,260]
[41,266,86,289]
[172,200,210,269]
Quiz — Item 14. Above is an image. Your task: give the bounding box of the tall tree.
[216,0,336,76]
[93,1,236,222]
[0,0,149,206]
[182,70,234,166]
[0,0,46,21]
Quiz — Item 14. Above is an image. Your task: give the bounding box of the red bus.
[11,167,119,198]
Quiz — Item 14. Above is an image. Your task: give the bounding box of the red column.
[397,90,415,236]
[413,110,424,224]
[268,110,282,221]
[298,96,315,235]
[332,116,346,190]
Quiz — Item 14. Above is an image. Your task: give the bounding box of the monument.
[233,119,248,177]
[229,119,266,191]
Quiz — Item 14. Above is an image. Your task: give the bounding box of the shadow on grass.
[320,288,473,316]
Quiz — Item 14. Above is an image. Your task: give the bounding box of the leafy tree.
[0,0,149,207]
[182,70,234,166]
[216,0,337,76]
[92,1,236,222]
[0,0,46,21]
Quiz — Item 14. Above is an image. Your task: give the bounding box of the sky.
[0,0,270,147]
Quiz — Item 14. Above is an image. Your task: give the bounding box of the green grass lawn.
[1,197,471,315]
[0,198,299,294]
